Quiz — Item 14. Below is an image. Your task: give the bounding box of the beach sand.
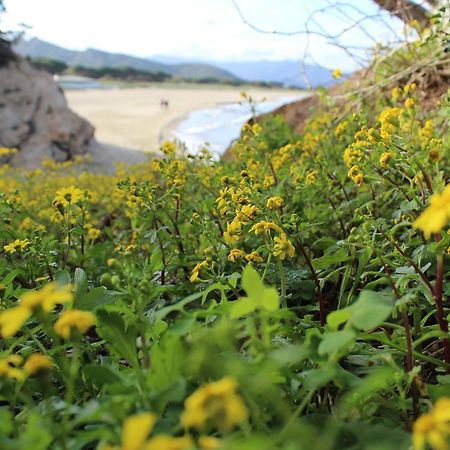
[65,84,303,153]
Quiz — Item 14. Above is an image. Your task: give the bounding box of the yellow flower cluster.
[228,248,263,263]
[250,221,282,235]
[305,170,318,185]
[0,283,73,338]
[0,147,18,156]
[266,196,283,209]
[380,151,393,168]
[348,165,364,187]
[378,107,403,140]
[413,397,450,450]
[0,353,53,381]
[343,146,363,168]
[105,405,225,450]
[3,238,30,254]
[413,184,450,239]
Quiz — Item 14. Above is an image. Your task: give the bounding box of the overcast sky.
[2,0,406,70]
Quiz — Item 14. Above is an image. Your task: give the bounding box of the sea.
[170,95,305,156]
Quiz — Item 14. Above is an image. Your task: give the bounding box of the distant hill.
[151,55,339,88]
[15,38,239,82]
[213,60,337,88]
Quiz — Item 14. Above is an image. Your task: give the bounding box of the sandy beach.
[65,84,303,153]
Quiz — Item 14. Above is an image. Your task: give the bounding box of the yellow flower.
[413,397,450,450]
[53,186,84,207]
[378,107,402,139]
[305,170,318,185]
[143,435,193,450]
[405,97,415,109]
[122,413,156,450]
[263,176,275,189]
[54,309,96,339]
[20,283,73,312]
[190,261,208,283]
[380,151,393,168]
[0,306,32,338]
[181,377,248,431]
[0,355,25,380]
[0,283,73,338]
[343,147,363,168]
[413,185,450,239]
[348,165,360,179]
[223,218,242,244]
[266,196,283,209]
[245,251,263,263]
[24,353,53,376]
[3,239,30,254]
[228,249,246,262]
[199,436,221,450]
[235,204,257,223]
[332,68,342,79]
[273,233,295,260]
[250,221,282,235]
[391,86,401,102]
[353,173,364,187]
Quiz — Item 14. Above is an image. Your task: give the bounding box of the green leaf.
[74,287,122,311]
[318,330,356,355]
[17,413,52,450]
[96,311,139,367]
[154,291,204,321]
[55,269,71,287]
[230,297,257,318]
[1,268,21,286]
[242,264,278,312]
[349,290,394,331]
[312,249,350,270]
[327,309,351,330]
[83,364,123,387]
[74,267,88,296]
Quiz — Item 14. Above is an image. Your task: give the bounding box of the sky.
[2,0,408,70]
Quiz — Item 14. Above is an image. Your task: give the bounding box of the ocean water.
[171,96,304,156]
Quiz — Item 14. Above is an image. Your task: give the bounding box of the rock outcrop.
[0,59,94,168]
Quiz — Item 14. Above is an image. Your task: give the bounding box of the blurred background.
[0,0,437,168]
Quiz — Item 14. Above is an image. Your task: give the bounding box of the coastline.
[65,85,305,154]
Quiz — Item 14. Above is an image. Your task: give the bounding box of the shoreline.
[65,85,306,154]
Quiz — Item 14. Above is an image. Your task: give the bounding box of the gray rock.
[0,59,94,168]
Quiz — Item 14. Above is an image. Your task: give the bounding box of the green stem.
[277,258,287,309]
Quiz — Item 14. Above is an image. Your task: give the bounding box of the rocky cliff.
[0,59,94,168]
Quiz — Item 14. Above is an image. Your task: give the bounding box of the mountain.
[212,60,337,88]
[14,38,239,82]
[151,55,338,88]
